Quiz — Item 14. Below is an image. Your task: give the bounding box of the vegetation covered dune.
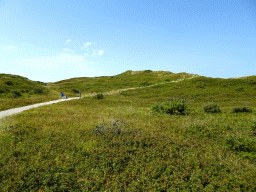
[0,70,256,191]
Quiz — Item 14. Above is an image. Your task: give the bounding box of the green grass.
[0,70,256,191]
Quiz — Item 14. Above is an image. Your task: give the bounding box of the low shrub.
[203,104,221,114]
[33,88,44,94]
[231,106,252,113]
[11,90,22,98]
[94,93,104,99]
[165,78,171,82]
[72,88,80,93]
[0,88,5,93]
[5,80,13,86]
[150,99,190,116]
[92,119,126,136]
[225,136,256,153]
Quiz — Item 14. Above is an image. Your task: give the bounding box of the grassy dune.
[0,70,256,191]
[0,70,195,111]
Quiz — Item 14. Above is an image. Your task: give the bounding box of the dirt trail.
[0,75,198,120]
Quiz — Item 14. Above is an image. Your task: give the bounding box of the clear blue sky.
[0,0,255,83]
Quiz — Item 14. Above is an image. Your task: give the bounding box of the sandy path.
[0,75,198,120]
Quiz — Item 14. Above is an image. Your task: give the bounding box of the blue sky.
[0,0,255,83]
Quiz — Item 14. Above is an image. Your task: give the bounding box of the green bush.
[231,106,252,113]
[150,102,162,115]
[33,88,44,94]
[5,80,13,86]
[72,88,80,93]
[94,93,104,99]
[150,99,190,116]
[165,79,171,82]
[12,90,22,98]
[0,88,5,93]
[92,119,126,136]
[225,136,256,153]
[203,104,221,114]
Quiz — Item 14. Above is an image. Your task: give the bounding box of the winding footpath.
[0,75,198,120]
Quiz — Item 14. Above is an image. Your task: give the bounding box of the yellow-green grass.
[0,71,256,191]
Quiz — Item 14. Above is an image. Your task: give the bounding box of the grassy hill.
[0,70,197,111]
[0,70,256,191]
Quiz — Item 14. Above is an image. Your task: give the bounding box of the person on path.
[61,92,64,98]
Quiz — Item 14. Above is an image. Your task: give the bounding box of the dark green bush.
[12,90,22,98]
[231,106,252,113]
[5,80,13,86]
[225,136,256,153]
[165,79,170,82]
[248,80,256,85]
[150,103,162,114]
[150,99,190,116]
[203,104,221,114]
[33,88,44,94]
[94,93,104,99]
[72,88,80,93]
[0,88,5,93]
[92,119,126,136]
